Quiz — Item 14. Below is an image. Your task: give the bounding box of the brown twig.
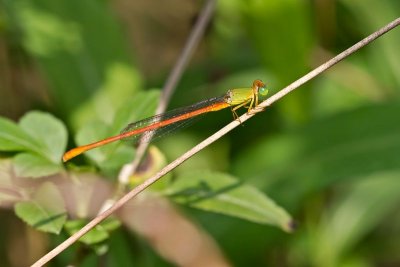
[118,0,216,184]
[31,16,400,267]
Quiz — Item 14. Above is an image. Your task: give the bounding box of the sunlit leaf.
[110,90,159,133]
[75,121,111,163]
[65,219,114,245]
[74,91,159,169]
[14,153,63,178]
[96,146,135,178]
[234,102,400,208]
[0,117,41,153]
[71,63,143,129]
[14,182,66,234]
[166,170,294,232]
[101,217,121,232]
[239,0,314,124]
[19,111,67,163]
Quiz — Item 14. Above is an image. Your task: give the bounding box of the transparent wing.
[120,95,226,144]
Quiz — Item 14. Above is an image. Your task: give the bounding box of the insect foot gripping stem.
[249,79,269,115]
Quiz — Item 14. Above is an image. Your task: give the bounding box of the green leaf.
[166,170,294,232]
[19,111,67,163]
[5,0,143,127]
[110,90,159,133]
[64,219,112,245]
[233,102,400,208]
[240,0,313,82]
[239,0,314,125]
[14,182,67,234]
[14,153,63,178]
[99,145,135,177]
[74,91,159,167]
[101,217,121,232]
[75,121,110,163]
[71,63,143,130]
[0,116,41,152]
[74,120,135,169]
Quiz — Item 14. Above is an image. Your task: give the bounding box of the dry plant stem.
[118,0,216,184]
[156,0,216,111]
[32,17,400,267]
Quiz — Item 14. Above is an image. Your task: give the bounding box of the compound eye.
[258,85,268,96]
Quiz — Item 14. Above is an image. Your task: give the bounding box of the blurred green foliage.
[0,0,400,266]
